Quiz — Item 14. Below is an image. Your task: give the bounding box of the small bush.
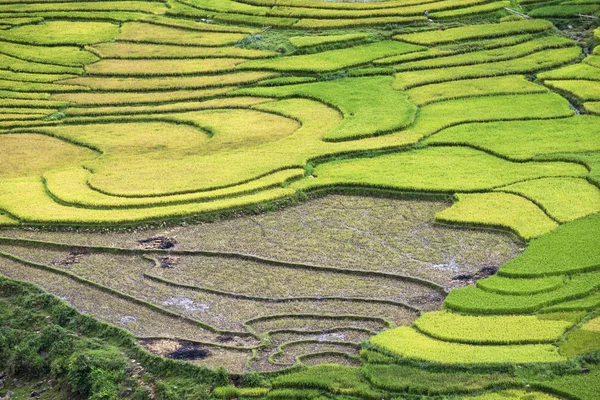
[67,349,126,396]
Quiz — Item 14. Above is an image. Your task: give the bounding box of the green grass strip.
[414,310,574,344]
[0,79,88,92]
[271,364,383,398]
[266,388,322,399]
[50,88,233,106]
[371,327,567,364]
[406,75,548,105]
[0,16,43,26]
[538,63,600,82]
[178,0,270,16]
[374,34,533,65]
[0,71,75,83]
[465,390,558,400]
[234,0,433,9]
[445,271,600,314]
[394,36,574,71]
[62,96,270,115]
[88,42,276,59]
[0,1,166,13]
[528,4,600,17]
[138,14,258,34]
[363,363,517,395]
[0,176,297,225]
[394,46,581,89]
[0,213,17,226]
[500,212,600,277]
[425,115,600,160]
[584,55,600,68]
[497,177,600,223]
[268,0,499,19]
[289,33,369,49]
[295,145,585,196]
[0,10,153,22]
[255,77,317,86]
[236,76,417,141]
[293,15,425,29]
[0,40,98,66]
[0,98,70,108]
[213,12,298,27]
[436,192,558,240]
[84,58,247,76]
[429,0,510,18]
[238,40,424,73]
[532,366,600,400]
[544,79,600,101]
[0,90,50,100]
[44,167,304,209]
[584,101,600,114]
[394,19,553,45]
[0,53,81,74]
[0,20,119,45]
[214,386,269,399]
[478,275,565,295]
[117,21,247,46]
[59,71,279,91]
[559,316,600,357]
[541,291,600,312]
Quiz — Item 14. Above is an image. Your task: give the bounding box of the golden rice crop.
[88,42,275,59]
[59,71,278,91]
[85,58,247,76]
[51,88,233,106]
[118,22,246,46]
[0,20,119,45]
[44,167,304,208]
[436,192,559,240]
[0,133,97,179]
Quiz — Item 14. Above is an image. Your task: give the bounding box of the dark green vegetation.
[0,275,229,400]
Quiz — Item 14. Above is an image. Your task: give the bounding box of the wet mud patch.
[216,335,235,343]
[50,246,90,267]
[139,236,177,250]
[168,344,210,360]
[139,338,250,373]
[157,256,179,269]
[452,266,499,286]
[406,292,447,311]
[140,339,209,360]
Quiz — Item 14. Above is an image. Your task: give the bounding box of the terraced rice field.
[0,196,520,373]
[0,0,599,399]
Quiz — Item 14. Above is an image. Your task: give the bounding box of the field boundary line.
[0,250,254,337]
[0,236,447,293]
[143,271,423,311]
